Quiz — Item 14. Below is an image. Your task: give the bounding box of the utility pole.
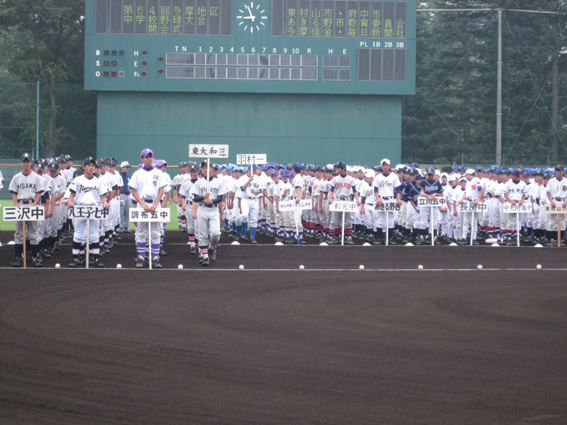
[552,55,559,163]
[496,9,503,165]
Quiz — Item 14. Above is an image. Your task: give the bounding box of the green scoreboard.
[85,0,415,166]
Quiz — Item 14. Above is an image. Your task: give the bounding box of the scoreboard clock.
[85,0,415,95]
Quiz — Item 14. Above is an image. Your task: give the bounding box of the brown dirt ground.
[0,230,566,424]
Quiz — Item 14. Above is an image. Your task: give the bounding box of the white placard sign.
[418,196,447,207]
[67,205,109,220]
[236,154,267,165]
[129,208,171,222]
[3,206,45,221]
[375,201,401,212]
[544,204,567,214]
[279,199,312,211]
[330,201,357,212]
[459,201,487,212]
[189,144,229,158]
[503,203,532,213]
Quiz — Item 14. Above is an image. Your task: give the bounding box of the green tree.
[0,0,95,158]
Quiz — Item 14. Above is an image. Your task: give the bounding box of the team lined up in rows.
[171,159,567,247]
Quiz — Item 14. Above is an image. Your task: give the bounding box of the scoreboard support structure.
[85,0,416,165]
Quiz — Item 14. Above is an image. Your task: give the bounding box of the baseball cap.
[465,168,475,175]
[292,162,303,172]
[448,174,457,182]
[270,170,279,177]
[440,172,449,179]
[425,166,435,175]
[381,158,391,165]
[120,161,130,168]
[83,156,97,166]
[64,154,73,162]
[20,153,32,162]
[47,161,59,172]
[459,176,467,183]
[475,165,485,173]
[140,148,153,158]
[554,164,564,171]
[364,169,375,178]
[335,161,347,169]
[155,159,165,168]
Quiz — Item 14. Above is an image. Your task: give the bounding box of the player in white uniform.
[459,169,484,244]
[129,148,168,268]
[501,168,528,244]
[239,164,264,244]
[66,157,109,268]
[372,159,402,245]
[546,165,567,245]
[359,169,378,242]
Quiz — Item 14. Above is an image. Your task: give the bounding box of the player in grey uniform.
[179,163,200,254]
[9,153,45,267]
[191,161,226,266]
[327,161,360,245]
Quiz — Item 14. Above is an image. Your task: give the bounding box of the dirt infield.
[0,231,566,424]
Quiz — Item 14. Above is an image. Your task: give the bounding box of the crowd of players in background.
[4,151,567,268]
[171,158,567,248]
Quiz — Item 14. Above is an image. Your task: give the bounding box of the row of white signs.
[4,201,567,222]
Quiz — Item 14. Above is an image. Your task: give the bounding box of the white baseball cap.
[120,161,130,168]
[381,158,391,165]
[465,168,475,175]
[364,169,375,178]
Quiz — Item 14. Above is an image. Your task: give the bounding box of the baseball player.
[239,164,264,244]
[129,148,168,268]
[459,169,484,244]
[179,163,200,254]
[502,168,528,244]
[546,165,567,245]
[418,166,444,243]
[373,159,402,245]
[191,160,226,266]
[9,153,45,267]
[66,157,110,268]
[327,161,360,245]
[118,161,131,232]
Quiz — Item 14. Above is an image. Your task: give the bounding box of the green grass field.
[0,200,181,232]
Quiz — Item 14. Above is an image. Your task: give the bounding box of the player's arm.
[327,185,334,204]
[32,189,43,207]
[152,186,165,212]
[475,188,484,204]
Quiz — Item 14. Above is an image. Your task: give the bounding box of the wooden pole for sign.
[148,221,152,270]
[558,215,561,248]
[470,209,475,246]
[430,209,434,246]
[516,212,520,247]
[86,219,90,269]
[23,221,27,268]
[385,210,389,246]
[295,208,300,245]
[341,212,345,246]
